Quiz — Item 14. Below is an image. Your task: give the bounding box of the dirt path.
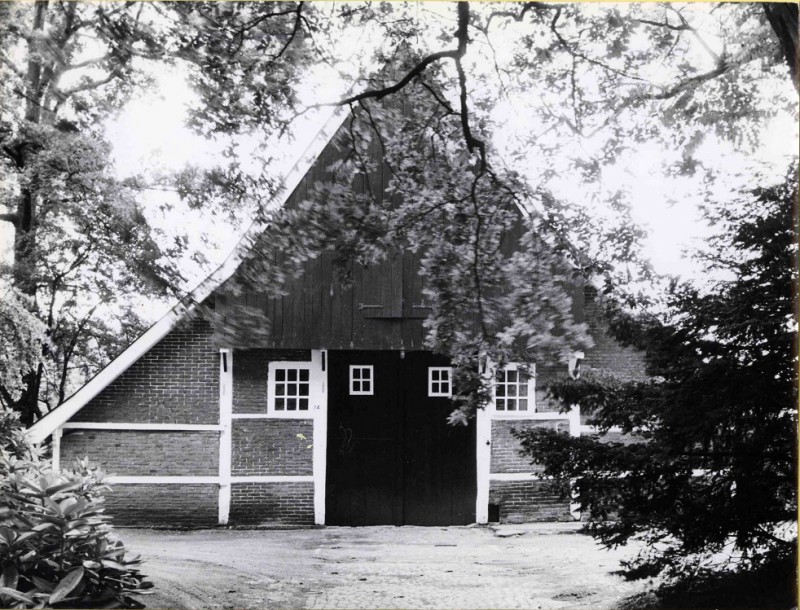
[120,524,656,609]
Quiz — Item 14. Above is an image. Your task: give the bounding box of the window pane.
[299,383,309,397]
[518,399,528,411]
[519,372,529,383]
[508,384,517,397]
[299,398,309,410]
[362,381,371,393]
[275,383,285,396]
[275,369,285,382]
[507,399,517,411]
[300,369,309,381]
[287,398,297,410]
[275,398,285,410]
[496,399,506,410]
[353,380,361,392]
[288,369,297,381]
[496,385,505,397]
[432,382,440,394]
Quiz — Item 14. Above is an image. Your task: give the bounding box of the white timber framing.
[61,423,222,431]
[311,349,328,525]
[51,427,62,472]
[218,348,233,525]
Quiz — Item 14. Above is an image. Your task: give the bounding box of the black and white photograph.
[0,1,797,608]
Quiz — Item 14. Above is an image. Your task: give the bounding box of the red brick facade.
[61,430,219,476]
[231,419,313,476]
[102,484,218,527]
[489,480,573,523]
[73,317,219,424]
[230,482,315,525]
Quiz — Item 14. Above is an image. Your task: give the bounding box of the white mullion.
[218,349,233,525]
[475,357,493,524]
[51,427,62,472]
[312,349,328,525]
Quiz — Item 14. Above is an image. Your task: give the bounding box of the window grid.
[350,365,374,395]
[495,366,534,413]
[267,362,314,418]
[428,367,452,397]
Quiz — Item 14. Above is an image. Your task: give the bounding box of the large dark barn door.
[326,351,476,526]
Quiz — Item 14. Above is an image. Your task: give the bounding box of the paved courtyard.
[120,524,656,609]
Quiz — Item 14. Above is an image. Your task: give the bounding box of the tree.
[514,168,798,584]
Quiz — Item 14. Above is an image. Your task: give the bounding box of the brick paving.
[121,524,656,609]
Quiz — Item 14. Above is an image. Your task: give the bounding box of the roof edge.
[27,105,349,445]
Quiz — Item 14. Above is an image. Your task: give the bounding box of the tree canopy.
[0,2,796,429]
[515,166,798,584]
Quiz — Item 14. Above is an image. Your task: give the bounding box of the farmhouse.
[27,107,645,527]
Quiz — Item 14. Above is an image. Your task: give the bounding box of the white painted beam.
[61,423,222,431]
[311,349,328,525]
[218,348,233,525]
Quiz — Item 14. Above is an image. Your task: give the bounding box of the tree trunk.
[763,3,800,92]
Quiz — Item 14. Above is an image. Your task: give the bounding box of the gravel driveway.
[120,523,656,609]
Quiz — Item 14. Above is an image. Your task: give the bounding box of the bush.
[0,412,152,608]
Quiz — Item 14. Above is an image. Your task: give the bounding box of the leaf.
[0,565,18,590]
[29,575,55,594]
[48,567,84,604]
[0,587,34,604]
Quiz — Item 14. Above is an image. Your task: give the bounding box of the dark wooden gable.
[211,108,580,351]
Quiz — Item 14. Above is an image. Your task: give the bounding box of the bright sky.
[100,3,798,312]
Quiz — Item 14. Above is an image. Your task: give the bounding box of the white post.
[52,427,62,472]
[311,349,328,525]
[475,357,493,524]
[568,404,581,520]
[218,348,233,525]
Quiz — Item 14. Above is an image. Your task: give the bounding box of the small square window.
[268,362,313,417]
[428,367,452,397]
[494,364,535,416]
[350,365,374,395]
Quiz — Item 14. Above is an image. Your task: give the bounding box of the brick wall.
[491,420,568,474]
[582,290,647,381]
[231,420,313,476]
[232,349,311,414]
[230,482,314,525]
[73,317,219,424]
[489,480,572,523]
[61,430,219,476]
[102,484,218,526]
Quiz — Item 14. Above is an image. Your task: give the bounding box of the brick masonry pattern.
[231,419,313,476]
[230,482,314,525]
[72,317,219,424]
[232,349,311,414]
[491,420,568,474]
[61,430,219,476]
[489,480,573,523]
[103,484,218,526]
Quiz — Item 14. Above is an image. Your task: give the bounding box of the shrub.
[0,412,152,608]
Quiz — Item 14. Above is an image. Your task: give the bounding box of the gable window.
[268,362,312,417]
[428,367,452,397]
[494,364,535,415]
[350,365,374,395]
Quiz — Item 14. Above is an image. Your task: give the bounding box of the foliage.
[514,169,798,579]
[0,414,152,608]
[0,288,46,404]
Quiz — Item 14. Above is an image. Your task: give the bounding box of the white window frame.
[267,361,314,418]
[349,365,374,396]
[492,363,536,418]
[428,367,452,397]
